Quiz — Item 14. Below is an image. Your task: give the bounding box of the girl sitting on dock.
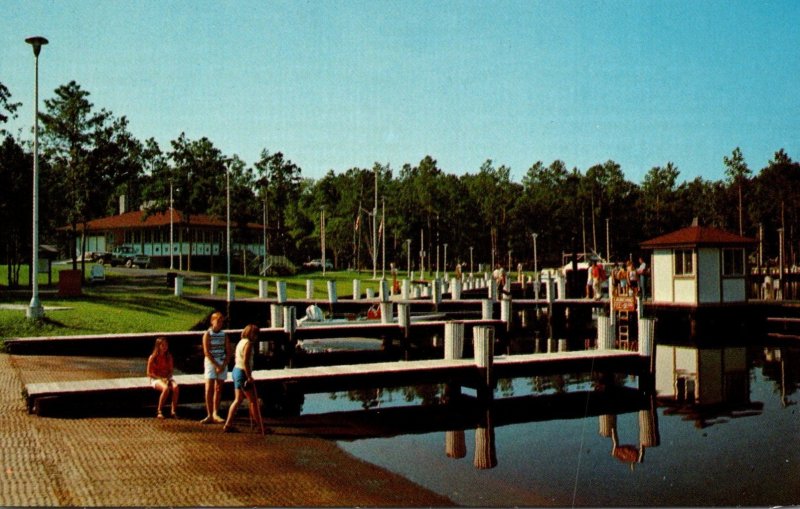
[146,337,180,419]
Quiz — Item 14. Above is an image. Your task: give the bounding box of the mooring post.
[174,275,184,297]
[556,273,565,301]
[379,279,390,302]
[327,280,337,303]
[558,338,568,352]
[380,301,393,324]
[432,279,442,307]
[413,285,421,299]
[282,305,296,335]
[366,288,375,299]
[450,277,462,300]
[210,275,218,295]
[401,279,410,299]
[597,314,614,350]
[489,278,498,302]
[444,321,465,360]
[270,304,283,328]
[473,325,494,399]
[305,280,314,300]
[500,296,512,332]
[276,281,287,304]
[352,279,361,300]
[397,302,411,338]
[226,281,235,302]
[258,279,268,299]
[481,298,493,320]
[446,430,467,459]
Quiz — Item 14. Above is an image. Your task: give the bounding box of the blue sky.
[3,1,798,183]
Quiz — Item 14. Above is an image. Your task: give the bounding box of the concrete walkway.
[0,353,453,507]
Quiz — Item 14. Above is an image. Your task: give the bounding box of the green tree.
[639,162,680,239]
[253,150,303,260]
[0,82,21,138]
[0,136,32,286]
[723,146,751,236]
[39,81,112,273]
[168,133,228,271]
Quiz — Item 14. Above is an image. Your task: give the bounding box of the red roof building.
[640,225,755,306]
[74,209,265,271]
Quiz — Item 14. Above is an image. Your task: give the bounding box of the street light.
[25,36,47,320]
[406,238,411,279]
[226,160,231,297]
[469,246,474,277]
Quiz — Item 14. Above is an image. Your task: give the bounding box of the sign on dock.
[614,295,636,312]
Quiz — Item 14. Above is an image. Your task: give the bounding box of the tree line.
[2,80,799,286]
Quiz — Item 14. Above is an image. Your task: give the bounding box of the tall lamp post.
[406,238,411,278]
[469,246,474,277]
[25,36,48,320]
[226,160,231,296]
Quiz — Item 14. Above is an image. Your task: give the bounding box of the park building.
[72,208,268,272]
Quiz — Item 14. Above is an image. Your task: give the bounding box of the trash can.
[166,272,178,288]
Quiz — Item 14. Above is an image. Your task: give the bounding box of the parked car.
[302,258,333,270]
[110,245,150,268]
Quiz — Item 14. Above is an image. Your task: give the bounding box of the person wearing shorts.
[201,311,230,424]
[146,337,179,419]
[223,324,266,434]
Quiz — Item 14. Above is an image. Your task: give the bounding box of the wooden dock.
[24,349,646,416]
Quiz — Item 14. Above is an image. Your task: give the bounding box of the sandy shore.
[1,352,454,507]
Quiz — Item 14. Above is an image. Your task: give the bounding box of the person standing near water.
[201,311,230,424]
[223,324,266,434]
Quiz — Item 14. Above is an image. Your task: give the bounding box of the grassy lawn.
[0,264,444,344]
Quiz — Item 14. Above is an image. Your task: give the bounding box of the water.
[296,343,799,506]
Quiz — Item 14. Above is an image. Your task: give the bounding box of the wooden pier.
[24,348,647,416]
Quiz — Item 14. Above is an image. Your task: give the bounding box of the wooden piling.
[276,281,287,303]
[352,279,361,300]
[446,430,467,459]
[210,275,218,295]
[270,304,283,328]
[258,279,268,299]
[306,280,314,299]
[226,281,235,302]
[444,321,465,360]
[327,280,337,303]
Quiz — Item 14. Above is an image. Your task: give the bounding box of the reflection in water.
[473,409,497,469]
[598,398,660,469]
[655,344,763,427]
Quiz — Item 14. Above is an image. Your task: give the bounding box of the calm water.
[297,342,799,507]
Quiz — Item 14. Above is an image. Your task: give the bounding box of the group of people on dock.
[585,257,648,300]
[145,311,266,434]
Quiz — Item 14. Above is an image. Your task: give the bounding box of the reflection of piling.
[474,410,497,469]
[599,414,616,438]
[639,398,660,448]
[446,430,467,459]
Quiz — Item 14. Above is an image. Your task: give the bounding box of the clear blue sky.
[3,1,799,184]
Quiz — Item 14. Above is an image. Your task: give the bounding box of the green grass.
[0,265,433,342]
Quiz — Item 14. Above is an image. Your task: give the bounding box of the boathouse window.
[722,248,745,276]
[674,249,694,275]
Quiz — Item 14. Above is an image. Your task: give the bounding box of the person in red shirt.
[147,337,180,419]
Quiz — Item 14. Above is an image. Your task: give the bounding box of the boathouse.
[640,225,756,306]
[73,208,265,270]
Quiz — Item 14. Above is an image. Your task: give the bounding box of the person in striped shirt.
[201,311,231,424]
